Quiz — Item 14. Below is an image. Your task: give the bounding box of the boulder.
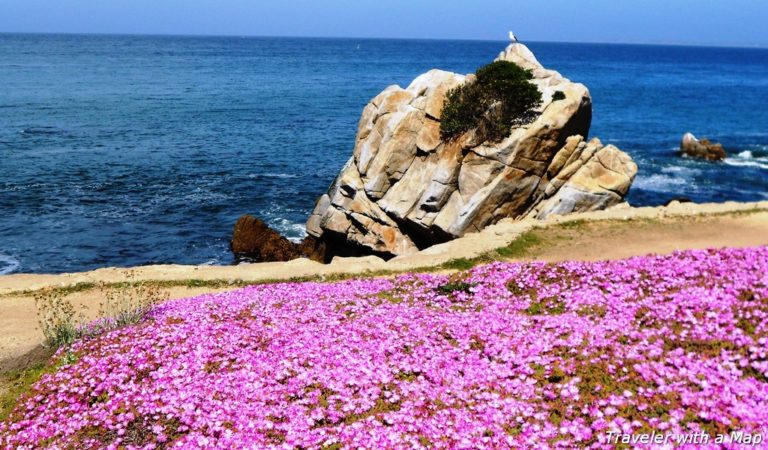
[231,215,302,263]
[525,137,638,219]
[680,133,726,161]
[306,40,638,259]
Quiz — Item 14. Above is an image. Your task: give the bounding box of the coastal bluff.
[305,41,637,260]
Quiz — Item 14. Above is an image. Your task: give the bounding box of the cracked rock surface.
[306,41,638,259]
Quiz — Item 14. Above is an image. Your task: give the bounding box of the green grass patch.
[707,207,768,218]
[495,230,543,258]
[3,274,402,299]
[556,219,589,230]
[151,278,253,290]
[0,363,51,421]
[3,282,97,298]
[439,258,476,271]
[0,348,72,421]
[3,278,258,299]
[523,296,567,315]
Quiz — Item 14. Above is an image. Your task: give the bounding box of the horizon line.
[1,30,767,50]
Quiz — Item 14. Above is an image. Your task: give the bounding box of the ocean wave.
[632,173,693,193]
[660,165,702,177]
[0,254,21,275]
[736,149,768,159]
[724,159,768,170]
[181,188,230,203]
[725,149,768,170]
[19,127,64,136]
[273,218,307,242]
[248,173,298,179]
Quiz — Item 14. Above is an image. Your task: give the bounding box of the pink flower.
[2,246,767,449]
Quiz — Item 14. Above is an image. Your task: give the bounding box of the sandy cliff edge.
[2,200,767,296]
[2,200,767,370]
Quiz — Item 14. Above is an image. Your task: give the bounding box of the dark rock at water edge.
[230,215,324,263]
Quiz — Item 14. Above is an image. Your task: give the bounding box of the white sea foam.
[633,174,692,193]
[0,254,20,275]
[724,159,768,170]
[660,165,702,177]
[248,173,298,179]
[273,218,307,242]
[737,150,754,159]
[725,149,768,170]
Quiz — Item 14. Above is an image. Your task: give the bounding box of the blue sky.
[2,0,767,47]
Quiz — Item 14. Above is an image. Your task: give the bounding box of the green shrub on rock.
[440,61,542,143]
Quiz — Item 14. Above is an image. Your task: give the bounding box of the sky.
[1,0,767,47]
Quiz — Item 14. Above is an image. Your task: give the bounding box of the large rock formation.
[306,41,637,260]
[680,132,726,161]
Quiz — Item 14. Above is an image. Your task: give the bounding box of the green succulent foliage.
[552,90,566,101]
[440,61,543,143]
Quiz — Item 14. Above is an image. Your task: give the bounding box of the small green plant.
[436,282,476,295]
[34,289,84,348]
[34,272,170,348]
[551,90,566,101]
[95,272,170,331]
[440,60,542,143]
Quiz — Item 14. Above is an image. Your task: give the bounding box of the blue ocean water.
[1,34,767,274]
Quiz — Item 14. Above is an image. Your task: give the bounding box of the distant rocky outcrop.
[305,41,637,260]
[680,133,726,161]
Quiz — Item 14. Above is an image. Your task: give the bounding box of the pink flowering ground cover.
[2,247,768,449]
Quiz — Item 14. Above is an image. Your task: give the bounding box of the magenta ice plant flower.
[2,247,768,449]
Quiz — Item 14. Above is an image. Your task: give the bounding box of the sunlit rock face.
[307,41,637,259]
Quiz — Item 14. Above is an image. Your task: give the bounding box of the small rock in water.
[230,215,300,263]
[231,214,325,263]
[680,132,726,161]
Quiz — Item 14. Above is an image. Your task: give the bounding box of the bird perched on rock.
[508,31,518,42]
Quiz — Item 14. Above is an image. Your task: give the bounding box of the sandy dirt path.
[0,286,233,372]
[525,212,768,263]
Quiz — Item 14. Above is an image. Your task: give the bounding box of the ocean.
[1,34,767,274]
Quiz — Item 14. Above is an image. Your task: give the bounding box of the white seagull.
[508,31,518,42]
